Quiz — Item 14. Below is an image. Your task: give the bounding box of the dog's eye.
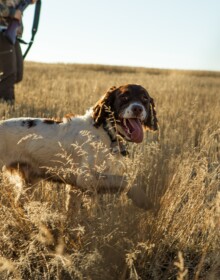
[142,96,148,103]
[120,95,129,102]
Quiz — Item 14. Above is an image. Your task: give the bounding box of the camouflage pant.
[0,32,23,104]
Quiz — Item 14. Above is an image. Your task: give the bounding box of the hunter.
[0,0,38,104]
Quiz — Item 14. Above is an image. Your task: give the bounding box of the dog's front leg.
[76,172,153,210]
[76,172,127,194]
[95,173,128,194]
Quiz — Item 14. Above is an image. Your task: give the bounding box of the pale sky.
[21,0,220,71]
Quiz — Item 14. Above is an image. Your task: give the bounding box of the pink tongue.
[127,119,144,143]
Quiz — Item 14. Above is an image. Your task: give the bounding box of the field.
[0,62,219,279]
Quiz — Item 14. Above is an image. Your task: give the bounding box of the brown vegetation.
[0,62,219,279]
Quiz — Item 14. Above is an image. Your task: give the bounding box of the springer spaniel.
[0,84,158,209]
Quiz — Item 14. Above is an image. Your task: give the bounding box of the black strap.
[21,0,41,59]
[103,119,117,142]
[102,120,128,156]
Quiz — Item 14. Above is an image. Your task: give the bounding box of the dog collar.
[102,120,128,156]
[110,140,128,156]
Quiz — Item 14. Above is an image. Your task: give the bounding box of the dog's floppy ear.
[93,86,117,127]
[144,98,159,131]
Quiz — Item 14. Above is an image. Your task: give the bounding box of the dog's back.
[0,114,117,186]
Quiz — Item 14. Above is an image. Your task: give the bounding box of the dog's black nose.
[132,104,143,116]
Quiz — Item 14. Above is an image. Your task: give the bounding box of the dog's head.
[93,84,158,143]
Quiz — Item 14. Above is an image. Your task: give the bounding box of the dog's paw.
[127,184,154,210]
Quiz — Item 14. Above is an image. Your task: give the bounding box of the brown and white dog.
[0,84,158,209]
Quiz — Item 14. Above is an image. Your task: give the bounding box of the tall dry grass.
[0,62,219,279]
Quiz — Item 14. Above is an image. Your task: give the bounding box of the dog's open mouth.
[119,118,144,143]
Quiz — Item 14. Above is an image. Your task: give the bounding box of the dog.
[0,84,158,209]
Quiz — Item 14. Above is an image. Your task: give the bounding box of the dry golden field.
[0,62,219,280]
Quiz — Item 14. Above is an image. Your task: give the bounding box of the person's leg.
[0,33,16,103]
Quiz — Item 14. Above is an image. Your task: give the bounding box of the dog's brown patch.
[43,119,62,125]
[5,162,36,184]
[64,113,76,122]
